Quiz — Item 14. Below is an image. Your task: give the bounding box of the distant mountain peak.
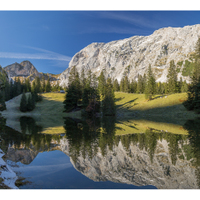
[4,60,39,78]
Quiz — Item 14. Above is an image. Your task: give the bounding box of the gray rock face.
[59,24,200,86]
[4,61,39,78]
[60,138,198,189]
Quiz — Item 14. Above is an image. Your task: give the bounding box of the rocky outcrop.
[60,138,198,189]
[4,61,39,78]
[59,24,200,86]
[4,60,59,82]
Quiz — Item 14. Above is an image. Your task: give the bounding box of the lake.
[0,116,199,189]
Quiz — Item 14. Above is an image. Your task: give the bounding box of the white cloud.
[99,12,158,29]
[0,46,72,62]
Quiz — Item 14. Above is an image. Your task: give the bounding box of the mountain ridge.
[59,24,200,87]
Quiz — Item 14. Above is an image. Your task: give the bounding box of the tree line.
[63,67,116,117]
[0,70,63,111]
[113,61,188,100]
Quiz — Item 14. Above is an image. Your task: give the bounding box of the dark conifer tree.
[124,76,129,93]
[145,65,156,100]
[98,70,106,97]
[41,76,46,92]
[120,77,124,92]
[113,79,120,92]
[45,77,51,92]
[20,91,27,112]
[184,38,200,111]
[136,74,143,93]
[167,60,178,94]
[0,91,6,111]
[63,66,82,111]
[102,78,116,116]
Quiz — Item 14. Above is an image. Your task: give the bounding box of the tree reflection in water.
[1,116,200,188]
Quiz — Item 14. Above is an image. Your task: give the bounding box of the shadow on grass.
[115,98,138,109]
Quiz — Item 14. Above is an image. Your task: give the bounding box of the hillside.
[59,24,200,87]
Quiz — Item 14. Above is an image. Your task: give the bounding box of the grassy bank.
[0,91,198,135]
[0,92,81,134]
[115,92,198,123]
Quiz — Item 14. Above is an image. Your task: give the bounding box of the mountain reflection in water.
[0,116,200,189]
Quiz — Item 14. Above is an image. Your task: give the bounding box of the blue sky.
[1,10,200,74]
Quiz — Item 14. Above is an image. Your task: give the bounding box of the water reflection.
[1,116,200,188]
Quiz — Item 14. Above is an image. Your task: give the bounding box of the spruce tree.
[113,79,120,92]
[27,93,35,111]
[63,66,82,111]
[102,78,116,116]
[20,91,27,112]
[120,77,125,92]
[41,76,46,92]
[136,74,143,93]
[0,91,6,111]
[145,65,156,100]
[124,76,129,93]
[98,70,106,97]
[184,38,200,111]
[167,60,178,94]
[45,77,51,92]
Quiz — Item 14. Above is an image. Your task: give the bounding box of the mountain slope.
[59,24,200,86]
[4,61,39,78]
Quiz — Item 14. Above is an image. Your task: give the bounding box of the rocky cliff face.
[4,61,39,79]
[60,137,198,189]
[59,24,200,86]
[4,60,59,82]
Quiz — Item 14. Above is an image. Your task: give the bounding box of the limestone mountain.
[59,24,200,87]
[4,60,59,82]
[4,61,39,79]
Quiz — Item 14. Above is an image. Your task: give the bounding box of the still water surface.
[0,116,200,189]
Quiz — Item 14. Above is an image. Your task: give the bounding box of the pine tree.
[45,77,51,92]
[35,76,41,93]
[102,78,116,116]
[120,77,125,92]
[98,70,106,97]
[136,74,143,93]
[130,80,137,93]
[167,60,178,94]
[113,79,120,92]
[41,76,46,92]
[184,38,200,111]
[145,65,156,100]
[27,93,35,111]
[20,91,27,112]
[124,76,129,93]
[80,68,86,92]
[63,66,82,111]
[25,77,31,92]
[0,91,6,111]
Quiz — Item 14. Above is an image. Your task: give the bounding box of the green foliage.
[113,79,120,92]
[98,70,106,97]
[63,66,82,112]
[27,93,36,111]
[167,60,178,94]
[102,78,116,116]
[145,65,156,100]
[45,77,51,92]
[20,91,27,112]
[184,38,200,112]
[0,91,6,111]
[182,60,195,77]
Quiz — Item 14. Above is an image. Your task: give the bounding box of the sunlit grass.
[115,92,197,120]
[115,119,188,135]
